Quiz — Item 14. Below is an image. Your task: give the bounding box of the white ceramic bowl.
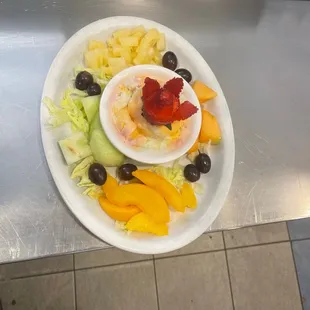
[100,65,202,164]
[40,16,235,254]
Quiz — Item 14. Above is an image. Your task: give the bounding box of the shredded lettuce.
[71,156,94,179]
[43,97,70,128]
[115,221,128,231]
[150,163,186,189]
[43,87,89,133]
[82,185,104,199]
[70,156,104,199]
[77,171,93,187]
[67,110,89,133]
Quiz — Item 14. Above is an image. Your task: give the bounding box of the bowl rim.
[99,64,202,164]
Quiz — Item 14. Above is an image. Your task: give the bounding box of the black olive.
[88,163,107,186]
[184,164,200,182]
[118,164,138,181]
[175,68,192,83]
[195,153,211,174]
[75,71,93,90]
[162,51,178,71]
[87,83,101,96]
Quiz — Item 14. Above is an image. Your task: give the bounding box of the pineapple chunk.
[111,65,128,76]
[131,25,146,35]
[112,45,123,57]
[88,40,105,51]
[84,50,100,69]
[112,29,131,39]
[156,33,166,51]
[108,57,127,67]
[120,49,132,64]
[141,29,160,46]
[93,48,109,66]
[153,53,162,65]
[119,36,140,47]
[107,37,118,48]
[132,32,145,41]
[148,47,156,58]
[100,67,113,77]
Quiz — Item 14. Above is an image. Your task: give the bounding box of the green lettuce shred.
[150,163,186,190]
[71,156,94,179]
[43,97,70,127]
[43,87,90,132]
[83,186,104,199]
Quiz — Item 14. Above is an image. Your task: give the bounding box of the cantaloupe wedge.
[192,80,217,104]
[199,110,221,144]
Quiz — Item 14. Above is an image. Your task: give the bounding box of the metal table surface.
[0,0,310,263]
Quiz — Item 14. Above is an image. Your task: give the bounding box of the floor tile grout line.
[287,236,310,243]
[73,255,78,310]
[286,221,304,309]
[7,240,294,281]
[10,269,74,281]
[224,239,292,251]
[152,256,161,310]
[222,231,236,310]
[75,258,154,271]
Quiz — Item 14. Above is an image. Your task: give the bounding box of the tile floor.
[0,219,310,310]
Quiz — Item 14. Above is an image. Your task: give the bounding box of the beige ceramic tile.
[75,261,157,310]
[227,242,302,310]
[0,272,75,310]
[224,222,289,248]
[74,247,152,269]
[0,254,73,281]
[156,232,224,258]
[155,251,233,310]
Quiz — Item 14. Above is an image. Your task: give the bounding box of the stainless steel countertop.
[0,0,310,263]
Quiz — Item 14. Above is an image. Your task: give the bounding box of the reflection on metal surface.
[1,0,310,263]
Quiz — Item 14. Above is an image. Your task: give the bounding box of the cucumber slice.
[81,95,100,123]
[89,128,124,167]
[58,133,92,166]
[89,112,102,136]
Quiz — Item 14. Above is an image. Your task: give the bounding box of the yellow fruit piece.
[108,57,127,67]
[100,66,113,77]
[199,110,221,144]
[99,197,140,222]
[132,170,185,212]
[111,65,128,76]
[187,139,199,154]
[152,49,162,64]
[180,183,197,209]
[112,29,132,39]
[126,213,168,236]
[88,40,105,51]
[106,37,118,48]
[84,49,109,68]
[132,31,145,41]
[192,80,217,104]
[111,45,123,57]
[156,33,166,51]
[84,50,101,69]
[119,36,140,47]
[131,25,146,35]
[120,49,132,64]
[102,173,118,201]
[108,184,170,223]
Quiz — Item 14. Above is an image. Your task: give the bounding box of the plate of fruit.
[40,16,234,254]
